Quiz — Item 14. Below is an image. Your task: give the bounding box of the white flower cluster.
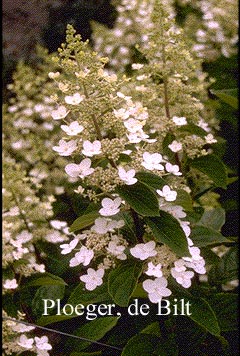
[17,334,52,356]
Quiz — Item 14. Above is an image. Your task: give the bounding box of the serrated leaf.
[25,272,67,287]
[197,208,225,231]
[145,211,190,257]
[116,182,160,217]
[108,260,143,307]
[135,171,166,190]
[211,88,238,109]
[121,334,166,356]
[189,154,227,189]
[69,211,100,232]
[66,317,118,352]
[190,226,231,247]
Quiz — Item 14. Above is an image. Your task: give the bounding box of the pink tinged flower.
[82,140,102,157]
[113,108,130,120]
[69,246,94,267]
[172,116,187,126]
[127,131,149,143]
[141,152,164,171]
[65,93,85,105]
[61,121,84,136]
[160,204,187,219]
[180,220,191,237]
[99,197,122,216]
[130,241,157,260]
[91,217,124,234]
[204,134,217,144]
[168,140,182,153]
[165,162,182,176]
[3,278,18,289]
[65,158,94,179]
[106,241,127,260]
[124,118,143,133]
[157,185,177,202]
[17,335,34,349]
[171,268,194,288]
[118,167,137,185]
[145,262,163,278]
[143,277,172,303]
[60,238,79,255]
[52,139,77,156]
[51,105,69,120]
[80,268,104,290]
[34,336,52,351]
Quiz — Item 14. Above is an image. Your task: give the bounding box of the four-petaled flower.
[53,139,77,156]
[61,121,84,136]
[118,167,137,185]
[165,162,182,176]
[168,140,182,152]
[3,278,18,289]
[143,277,172,303]
[171,267,194,288]
[130,241,157,260]
[51,105,69,120]
[157,185,177,202]
[145,262,163,277]
[65,158,94,179]
[106,240,127,260]
[99,197,122,216]
[80,268,104,290]
[82,140,102,157]
[91,217,124,234]
[17,335,34,349]
[141,152,164,171]
[34,336,52,351]
[60,238,79,254]
[172,116,187,126]
[70,246,94,267]
[124,118,143,133]
[65,93,85,105]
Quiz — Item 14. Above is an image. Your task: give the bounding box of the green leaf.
[188,297,221,336]
[116,211,137,243]
[196,208,225,231]
[68,282,111,306]
[189,154,228,189]
[211,88,238,109]
[169,280,221,337]
[116,182,160,217]
[37,314,79,326]
[190,226,231,247]
[25,272,67,287]
[69,211,100,232]
[208,293,239,332]
[32,285,65,318]
[108,260,143,307]
[208,246,239,284]
[175,189,193,211]
[140,322,161,337]
[121,334,166,356]
[178,124,207,137]
[67,317,118,352]
[145,211,190,257]
[135,171,166,190]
